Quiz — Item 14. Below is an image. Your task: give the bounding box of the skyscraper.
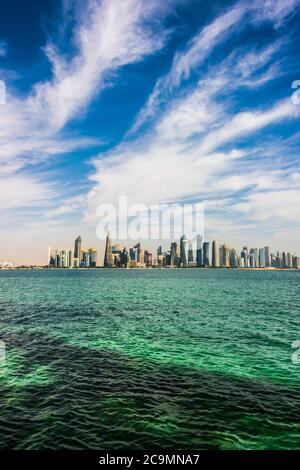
[157,246,163,257]
[251,248,259,268]
[180,235,189,267]
[74,236,82,262]
[282,252,288,268]
[68,249,74,268]
[103,234,114,267]
[241,246,248,267]
[259,248,265,267]
[212,240,220,267]
[88,248,97,268]
[196,235,203,267]
[264,247,270,267]
[188,241,194,265]
[230,248,236,268]
[203,242,210,267]
[170,242,178,266]
[144,250,153,267]
[120,248,129,267]
[221,244,230,267]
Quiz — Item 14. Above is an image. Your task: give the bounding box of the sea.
[0,268,299,449]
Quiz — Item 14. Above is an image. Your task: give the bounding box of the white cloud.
[0,0,173,221]
[233,188,300,225]
[31,0,173,131]
[0,175,54,212]
[130,0,299,134]
[199,99,294,154]
[86,96,294,215]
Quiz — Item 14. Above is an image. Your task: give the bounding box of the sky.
[0,0,300,265]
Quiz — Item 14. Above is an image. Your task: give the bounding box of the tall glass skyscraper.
[103,234,114,267]
[196,235,203,267]
[74,236,82,261]
[180,235,189,267]
[203,242,210,267]
[212,241,220,267]
[264,246,270,267]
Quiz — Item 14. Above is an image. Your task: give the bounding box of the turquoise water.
[0,268,299,449]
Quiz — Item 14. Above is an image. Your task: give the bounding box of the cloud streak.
[130,0,299,134]
[0,0,174,223]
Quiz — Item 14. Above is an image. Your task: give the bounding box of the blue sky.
[0,0,300,264]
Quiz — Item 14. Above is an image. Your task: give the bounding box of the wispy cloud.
[31,0,174,130]
[130,0,299,135]
[0,0,174,222]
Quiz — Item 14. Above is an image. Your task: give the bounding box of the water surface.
[0,269,299,449]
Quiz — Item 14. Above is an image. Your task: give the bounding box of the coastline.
[1,266,299,271]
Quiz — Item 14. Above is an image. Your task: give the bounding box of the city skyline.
[1,0,300,264]
[43,234,300,269]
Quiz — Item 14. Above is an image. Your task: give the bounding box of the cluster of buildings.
[0,261,15,269]
[48,234,300,269]
[103,234,300,269]
[48,236,97,268]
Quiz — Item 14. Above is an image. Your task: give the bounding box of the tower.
[180,235,189,267]
[212,240,220,267]
[203,242,210,267]
[103,234,114,267]
[74,236,82,262]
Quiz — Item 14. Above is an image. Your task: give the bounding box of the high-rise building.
[259,248,265,267]
[230,248,236,268]
[68,249,74,268]
[282,252,288,268]
[241,247,248,268]
[59,249,67,268]
[196,235,203,267]
[212,241,220,267]
[120,248,129,267]
[170,242,178,266]
[292,256,300,268]
[88,248,97,267]
[249,252,254,268]
[276,252,282,268]
[157,246,163,258]
[180,235,189,267]
[188,241,194,265]
[264,247,270,267]
[48,247,56,267]
[136,243,144,266]
[221,244,230,267]
[144,250,153,267]
[251,248,259,268]
[270,253,276,268]
[103,234,114,267]
[202,242,210,267]
[74,236,82,262]
[165,251,171,267]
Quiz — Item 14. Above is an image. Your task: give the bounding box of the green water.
[0,269,299,449]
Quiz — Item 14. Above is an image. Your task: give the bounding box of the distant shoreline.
[1,267,299,271]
